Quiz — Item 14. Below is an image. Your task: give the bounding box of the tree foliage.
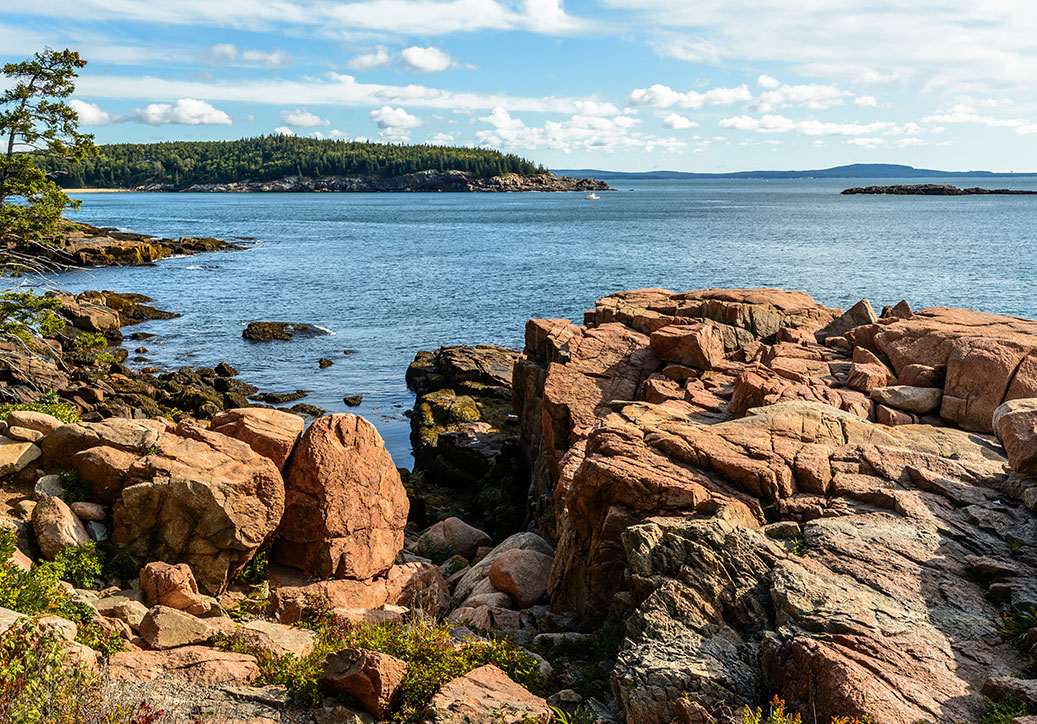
[36,135,547,188]
[0,49,94,248]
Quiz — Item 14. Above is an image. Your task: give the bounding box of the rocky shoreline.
[2,221,245,273]
[3,278,1037,724]
[842,183,1037,195]
[129,170,611,193]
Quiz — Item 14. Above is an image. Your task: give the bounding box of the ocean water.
[59,177,1037,466]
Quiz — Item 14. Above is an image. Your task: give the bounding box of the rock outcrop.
[406,345,529,539]
[513,287,1037,724]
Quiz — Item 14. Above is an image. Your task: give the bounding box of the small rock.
[215,362,239,377]
[649,323,725,370]
[814,299,878,343]
[34,474,66,501]
[70,501,105,522]
[84,521,108,542]
[139,605,215,650]
[870,385,942,414]
[243,322,329,342]
[31,497,89,559]
[343,350,357,355]
[319,358,334,369]
[314,699,375,724]
[487,549,553,609]
[994,399,1037,476]
[6,410,62,435]
[416,517,493,560]
[11,499,35,520]
[343,395,363,407]
[319,648,408,718]
[140,562,211,615]
[0,438,41,476]
[240,619,318,659]
[425,664,551,723]
[876,404,918,427]
[7,426,43,443]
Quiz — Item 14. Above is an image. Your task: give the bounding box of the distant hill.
[37,136,548,188]
[551,163,1037,180]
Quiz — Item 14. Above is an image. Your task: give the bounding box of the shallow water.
[58,177,1037,466]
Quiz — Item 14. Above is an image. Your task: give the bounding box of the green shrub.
[213,601,545,722]
[982,694,1029,724]
[0,620,152,722]
[742,698,873,724]
[997,607,1037,649]
[72,332,106,349]
[235,550,268,585]
[0,620,96,723]
[0,391,80,424]
[0,530,122,656]
[52,542,104,589]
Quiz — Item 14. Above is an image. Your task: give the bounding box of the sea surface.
[60,177,1037,466]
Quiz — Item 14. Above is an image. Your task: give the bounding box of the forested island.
[35,136,609,193]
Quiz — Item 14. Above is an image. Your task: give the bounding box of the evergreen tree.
[0,49,95,248]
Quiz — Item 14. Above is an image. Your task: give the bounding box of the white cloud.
[573,100,622,116]
[273,126,295,136]
[757,74,780,89]
[922,104,1028,128]
[371,105,423,129]
[660,112,697,129]
[854,96,877,107]
[371,105,422,140]
[427,132,456,144]
[347,47,394,71]
[846,137,885,148]
[399,46,455,73]
[628,83,751,109]
[719,114,897,137]
[69,99,119,126]
[475,106,685,154]
[280,108,330,127]
[17,0,591,36]
[752,83,850,113]
[135,98,232,125]
[75,71,614,115]
[202,43,291,67]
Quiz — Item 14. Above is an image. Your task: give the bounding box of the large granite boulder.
[424,665,551,724]
[273,414,408,580]
[66,420,285,594]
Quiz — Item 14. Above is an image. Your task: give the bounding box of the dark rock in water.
[842,184,1037,195]
[288,402,326,418]
[242,322,330,341]
[251,390,308,404]
[319,358,333,369]
[343,349,357,355]
[135,347,147,353]
[405,345,528,540]
[129,332,155,341]
[215,362,238,377]
[343,395,362,407]
[95,290,179,326]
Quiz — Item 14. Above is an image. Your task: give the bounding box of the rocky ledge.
[1,221,245,272]
[842,184,1037,195]
[513,288,1037,724]
[133,170,611,193]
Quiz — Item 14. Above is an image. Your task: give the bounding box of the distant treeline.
[36,136,546,187]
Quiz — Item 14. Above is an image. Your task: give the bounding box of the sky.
[2,0,1036,172]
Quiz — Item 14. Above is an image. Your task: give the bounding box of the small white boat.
[585,193,600,200]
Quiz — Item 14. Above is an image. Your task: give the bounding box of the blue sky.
[2,0,1036,172]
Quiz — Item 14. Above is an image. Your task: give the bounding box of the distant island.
[842,184,1037,195]
[552,162,1037,180]
[37,135,609,192]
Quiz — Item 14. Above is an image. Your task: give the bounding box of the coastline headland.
[128,170,610,193]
